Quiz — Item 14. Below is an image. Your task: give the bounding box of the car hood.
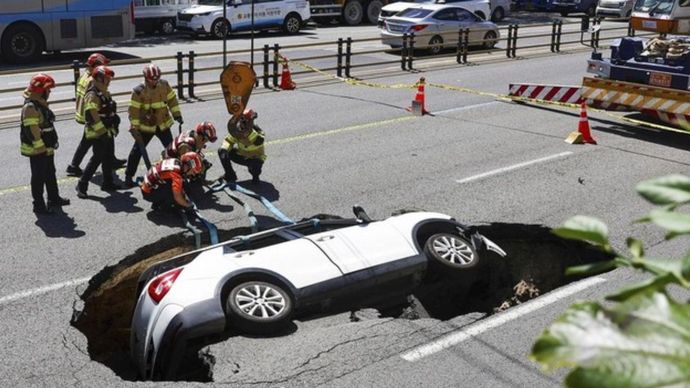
[180,5,221,14]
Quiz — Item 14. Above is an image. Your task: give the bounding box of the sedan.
[378,0,492,26]
[130,207,506,380]
[381,4,500,55]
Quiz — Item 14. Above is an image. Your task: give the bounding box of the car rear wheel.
[160,18,175,35]
[482,30,498,49]
[424,233,478,271]
[341,0,364,25]
[226,280,293,334]
[282,13,302,34]
[491,7,505,22]
[366,0,384,24]
[428,35,443,55]
[211,18,229,39]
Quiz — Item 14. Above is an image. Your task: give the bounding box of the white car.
[596,0,634,19]
[176,0,310,39]
[378,0,492,26]
[130,207,506,380]
[134,0,197,34]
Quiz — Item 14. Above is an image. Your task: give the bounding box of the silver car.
[380,3,500,55]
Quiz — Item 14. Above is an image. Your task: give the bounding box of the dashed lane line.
[455,151,573,184]
[400,276,607,362]
[0,277,90,305]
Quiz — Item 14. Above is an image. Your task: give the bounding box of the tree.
[530,174,690,388]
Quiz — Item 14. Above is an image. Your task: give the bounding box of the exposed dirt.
[71,218,614,382]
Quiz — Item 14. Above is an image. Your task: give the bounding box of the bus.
[0,0,135,63]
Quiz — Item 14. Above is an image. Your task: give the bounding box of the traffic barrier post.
[550,21,556,52]
[72,60,81,97]
[188,50,196,99]
[507,25,514,58]
[407,33,414,70]
[263,45,270,88]
[402,34,408,70]
[462,28,470,63]
[176,52,185,99]
[272,44,280,87]
[628,23,635,37]
[345,37,352,78]
[556,20,563,52]
[511,24,519,57]
[338,38,344,76]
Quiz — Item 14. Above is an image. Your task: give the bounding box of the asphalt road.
[1,17,689,387]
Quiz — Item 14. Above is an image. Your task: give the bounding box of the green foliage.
[531,175,690,387]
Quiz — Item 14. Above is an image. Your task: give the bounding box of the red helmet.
[92,65,115,81]
[143,64,161,81]
[242,109,257,121]
[28,73,56,94]
[180,152,203,175]
[194,121,217,143]
[86,53,109,68]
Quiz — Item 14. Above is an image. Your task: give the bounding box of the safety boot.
[124,176,137,188]
[66,164,83,177]
[101,181,124,192]
[33,202,54,215]
[76,182,88,199]
[47,197,71,208]
[112,158,127,169]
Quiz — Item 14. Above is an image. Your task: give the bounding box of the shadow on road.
[34,210,86,238]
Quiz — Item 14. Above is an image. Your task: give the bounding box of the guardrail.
[0,18,652,120]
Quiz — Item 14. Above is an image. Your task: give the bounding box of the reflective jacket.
[20,90,57,157]
[129,80,181,133]
[220,125,266,161]
[75,71,92,124]
[83,81,118,140]
[162,130,199,159]
[141,158,183,194]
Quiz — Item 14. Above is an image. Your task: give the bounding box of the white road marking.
[400,276,607,362]
[0,277,90,305]
[456,151,573,184]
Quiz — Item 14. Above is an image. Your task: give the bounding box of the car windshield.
[198,0,224,5]
[397,8,434,17]
[634,0,675,15]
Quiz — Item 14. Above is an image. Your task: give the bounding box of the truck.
[583,0,690,128]
[310,0,393,25]
[512,0,597,16]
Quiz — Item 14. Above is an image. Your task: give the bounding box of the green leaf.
[647,209,690,236]
[531,294,690,388]
[605,274,673,302]
[553,216,609,247]
[565,260,617,277]
[636,174,690,205]
[626,237,644,259]
[684,248,690,280]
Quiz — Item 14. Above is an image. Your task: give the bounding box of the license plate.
[649,72,672,88]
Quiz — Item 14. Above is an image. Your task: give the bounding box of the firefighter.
[21,73,70,214]
[76,66,123,198]
[125,63,183,188]
[140,151,203,211]
[162,121,217,159]
[67,53,126,176]
[218,109,266,185]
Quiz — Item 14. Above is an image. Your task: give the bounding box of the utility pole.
[223,0,228,67]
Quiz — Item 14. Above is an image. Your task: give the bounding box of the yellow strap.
[170,105,181,113]
[32,139,45,148]
[167,90,176,100]
[22,118,40,125]
[130,100,142,108]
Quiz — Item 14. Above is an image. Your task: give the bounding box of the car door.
[255,0,284,29]
[431,8,463,45]
[456,7,484,45]
[307,221,417,275]
[228,0,253,32]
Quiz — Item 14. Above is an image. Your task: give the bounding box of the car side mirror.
[352,205,373,223]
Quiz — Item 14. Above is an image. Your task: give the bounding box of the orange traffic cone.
[279,57,296,90]
[407,77,429,116]
[565,101,597,144]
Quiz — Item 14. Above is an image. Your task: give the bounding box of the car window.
[433,8,458,20]
[457,8,479,21]
[397,8,433,18]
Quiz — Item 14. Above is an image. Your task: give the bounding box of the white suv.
[177,0,310,38]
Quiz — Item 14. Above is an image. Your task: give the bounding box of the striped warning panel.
[641,109,690,130]
[582,77,690,116]
[508,84,583,103]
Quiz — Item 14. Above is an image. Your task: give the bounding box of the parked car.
[135,0,197,34]
[378,0,492,26]
[595,0,633,19]
[176,0,310,39]
[380,4,500,54]
[130,208,506,380]
[551,0,597,16]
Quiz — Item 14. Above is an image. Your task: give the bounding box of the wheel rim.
[214,22,227,38]
[430,38,442,54]
[234,283,286,319]
[162,21,174,34]
[484,32,496,48]
[11,33,35,58]
[432,236,475,265]
[346,3,362,22]
[287,17,299,33]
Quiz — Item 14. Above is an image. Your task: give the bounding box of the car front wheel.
[424,233,478,272]
[282,13,302,34]
[483,31,498,49]
[428,35,443,55]
[226,280,293,334]
[211,18,229,39]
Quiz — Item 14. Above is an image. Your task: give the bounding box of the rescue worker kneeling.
[162,121,217,185]
[218,109,265,185]
[140,151,203,211]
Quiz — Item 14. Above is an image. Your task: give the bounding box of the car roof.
[402,3,473,10]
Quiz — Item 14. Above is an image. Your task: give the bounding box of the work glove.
[175,116,184,125]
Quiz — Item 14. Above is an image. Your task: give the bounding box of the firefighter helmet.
[180,152,203,175]
[86,53,109,68]
[92,66,115,82]
[28,73,56,94]
[194,121,217,143]
[143,64,161,81]
[242,109,257,121]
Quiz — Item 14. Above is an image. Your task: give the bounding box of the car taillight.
[410,25,428,32]
[147,268,183,304]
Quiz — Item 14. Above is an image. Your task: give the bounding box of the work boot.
[47,197,71,208]
[112,158,127,169]
[33,202,54,215]
[76,182,88,199]
[66,164,83,177]
[124,176,137,188]
[101,182,124,192]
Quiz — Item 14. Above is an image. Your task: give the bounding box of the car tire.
[282,13,302,34]
[226,280,293,334]
[475,11,486,20]
[424,233,479,272]
[428,35,443,55]
[211,18,229,39]
[160,18,175,35]
[341,0,364,25]
[491,7,505,22]
[586,4,596,16]
[1,23,45,64]
[366,0,384,24]
[482,30,498,49]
